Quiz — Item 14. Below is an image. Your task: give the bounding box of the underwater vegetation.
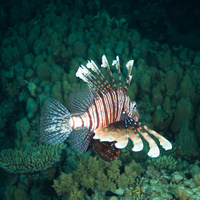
[0,0,200,200]
[0,143,65,174]
[53,156,144,199]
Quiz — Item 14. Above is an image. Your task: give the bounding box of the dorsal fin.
[87,60,112,92]
[68,88,94,114]
[112,56,122,90]
[76,55,134,96]
[69,127,93,153]
[76,65,105,94]
[122,60,134,93]
[101,55,117,91]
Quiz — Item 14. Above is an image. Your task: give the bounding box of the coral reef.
[53,172,84,200]
[147,155,177,171]
[53,156,144,198]
[4,182,28,200]
[176,125,199,154]
[143,159,200,200]
[175,185,200,200]
[171,98,194,133]
[0,143,65,174]
[193,172,200,186]
[0,0,199,156]
[0,0,200,199]
[15,117,31,148]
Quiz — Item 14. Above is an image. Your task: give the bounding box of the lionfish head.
[128,101,140,122]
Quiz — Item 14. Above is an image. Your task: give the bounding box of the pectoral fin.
[94,119,172,158]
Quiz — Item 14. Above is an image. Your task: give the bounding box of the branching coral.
[53,156,144,198]
[0,143,65,174]
[53,172,84,200]
[147,155,177,171]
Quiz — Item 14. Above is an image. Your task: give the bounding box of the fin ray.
[136,126,160,157]
[40,98,72,144]
[93,140,120,162]
[142,125,172,151]
[94,119,172,158]
[128,128,144,152]
[76,55,134,97]
[69,127,93,153]
[68,88,94,114]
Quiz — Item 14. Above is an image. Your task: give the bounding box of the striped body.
[40,55,172,162]
[71,90,129,131]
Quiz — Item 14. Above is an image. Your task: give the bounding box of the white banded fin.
[142,125,173,151]
[76,55,135,95]
[87,60,99,73]
[129,132,143,152]
[94,120,172,158]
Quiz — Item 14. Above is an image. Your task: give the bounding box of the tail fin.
[40,98,72,144]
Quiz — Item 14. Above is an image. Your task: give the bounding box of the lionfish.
[40,55,172,162]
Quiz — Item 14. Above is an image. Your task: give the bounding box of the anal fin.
[69,127,93,153]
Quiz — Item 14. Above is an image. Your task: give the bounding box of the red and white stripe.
[70,90,129,132]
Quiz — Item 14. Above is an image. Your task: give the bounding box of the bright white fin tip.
[129,75,132,83]
[126,60,134,75]
[76,65,90,83]
[148,147,160,158]
[147,142,160,157]
[76,67,85,81]
[86,61,93,70]
[96,136,116,142]
[162,140,172,150]
[115,137,129,149]
[132,143,144,152]
[87,60,99,73]
[144,126,173,151]
[112,56,120,70]
[101,55,109,68]
[130,133,144,152]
